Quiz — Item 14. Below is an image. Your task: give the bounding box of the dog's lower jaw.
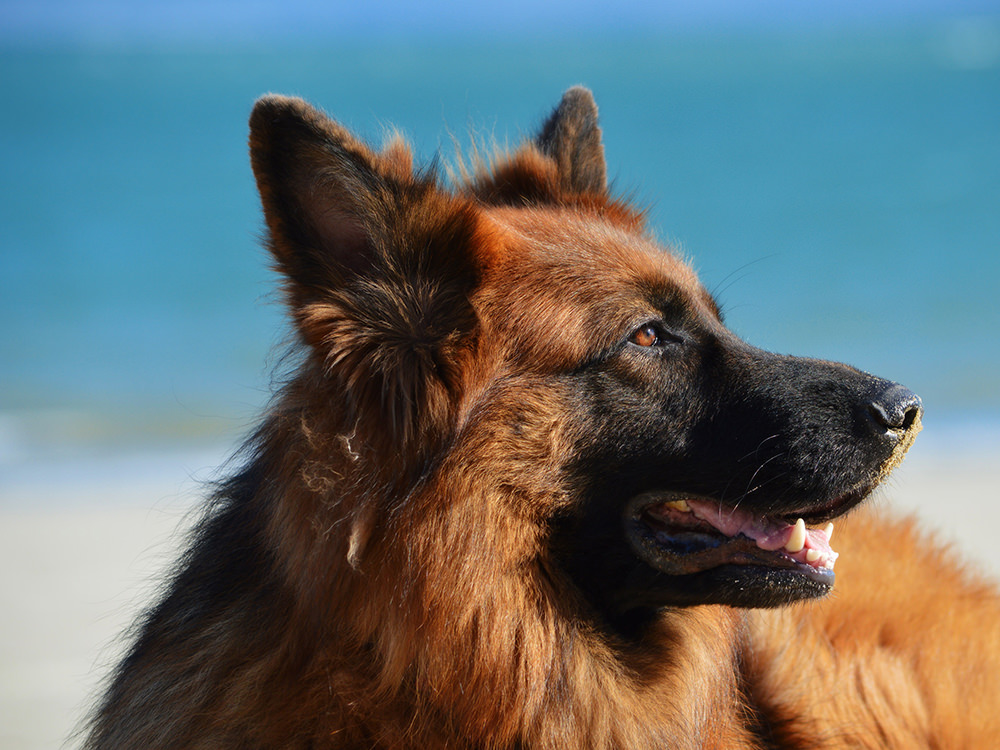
[589,560,834,640]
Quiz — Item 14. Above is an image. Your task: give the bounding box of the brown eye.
[630,324,660,347]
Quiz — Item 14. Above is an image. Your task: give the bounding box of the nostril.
[868,383,923,431]
[900,400,921,431]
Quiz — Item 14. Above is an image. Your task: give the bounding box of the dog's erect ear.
[536,86,607,195]
[251,95,424,297]
[249,93,481,307]
[468,87,622,212]
[249,96,481,448]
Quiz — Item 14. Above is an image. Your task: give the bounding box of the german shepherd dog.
[87,89,1000,748]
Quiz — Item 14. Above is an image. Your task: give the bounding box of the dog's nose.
[867,382,922,432]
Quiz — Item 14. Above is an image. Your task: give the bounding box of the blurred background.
[1,1,998,748]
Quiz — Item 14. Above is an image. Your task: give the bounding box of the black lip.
[784,483,873,525]
[684,563,835,608]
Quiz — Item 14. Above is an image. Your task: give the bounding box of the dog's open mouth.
[624,490,868,582]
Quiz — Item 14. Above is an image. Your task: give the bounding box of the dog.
[86,88,1000,748]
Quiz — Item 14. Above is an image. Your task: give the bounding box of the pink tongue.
[683,499,836,560]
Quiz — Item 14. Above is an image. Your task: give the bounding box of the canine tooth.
[806,549,822,563]
[785,518,806,553]
[823,522,834,541]
[666,499,691,512]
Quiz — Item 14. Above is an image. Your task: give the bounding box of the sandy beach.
[0,446,218,750]
[1,430,998,750]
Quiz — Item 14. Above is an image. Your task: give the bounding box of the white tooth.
[806,549,822,563]
[823,522,834,541]
[666,499,691,512]
[785,518,806,553]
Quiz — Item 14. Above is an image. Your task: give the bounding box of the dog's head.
[249,89,921,630]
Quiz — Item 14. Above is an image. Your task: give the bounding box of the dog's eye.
[631,324,660,347]
[629,323,675,348]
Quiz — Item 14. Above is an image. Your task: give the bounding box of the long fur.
[86,89,1000,749]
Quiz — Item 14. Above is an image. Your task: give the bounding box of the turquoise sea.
[2,25,999,470]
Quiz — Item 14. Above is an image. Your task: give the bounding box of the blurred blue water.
[1,26,998,458]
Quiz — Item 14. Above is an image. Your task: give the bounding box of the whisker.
[726,453,787,514]
[737,434,781,464]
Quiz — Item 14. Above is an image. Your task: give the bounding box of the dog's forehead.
[472,207,711,367]
[486,206,697,282]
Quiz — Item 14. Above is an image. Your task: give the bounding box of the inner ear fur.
[249,95,482,447]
